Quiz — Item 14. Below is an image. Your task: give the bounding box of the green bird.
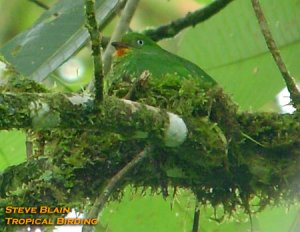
[106,32,241,145]
[106,32,216,101]
[106,32,220,232]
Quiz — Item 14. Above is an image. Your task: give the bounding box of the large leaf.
[178,0,300,111]
[0,0,121,82]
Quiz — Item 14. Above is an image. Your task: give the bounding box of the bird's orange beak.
[111,42,130,57]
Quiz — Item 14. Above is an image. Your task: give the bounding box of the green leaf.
[178,0,300,111]
[0,0,121,82]
[0,130,26,171]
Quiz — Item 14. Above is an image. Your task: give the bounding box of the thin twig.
[251,0,300,111]
[82,146,152,232]
[102,0,140,75]
[28,0,49,10]
[151,155,168,199]
[192,200,201,232]
[123,70,150,99]
[143,0,234,41]
[85,0,104,102]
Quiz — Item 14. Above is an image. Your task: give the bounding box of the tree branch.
[85,0,104,102]
[0,93,187,147]
[0,91,299,225]
[0,92,298,148]
[143,0,234,41]
[251,0,300,111]
[0,94,300,227]
[1,107,299,223]
[82,146,152,232]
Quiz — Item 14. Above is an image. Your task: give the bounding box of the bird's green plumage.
[106,32,216,94]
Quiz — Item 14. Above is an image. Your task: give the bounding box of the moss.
[1,74,48,93]
[0,70,299,230]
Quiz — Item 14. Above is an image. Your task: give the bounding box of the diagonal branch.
[28,0,49,10]
[251,0,300,111]
[143,0,234,41]
[82,146,152,232]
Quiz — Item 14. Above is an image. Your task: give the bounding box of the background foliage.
[0,0,299,231]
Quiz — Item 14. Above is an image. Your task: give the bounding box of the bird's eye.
[136,39,144,46]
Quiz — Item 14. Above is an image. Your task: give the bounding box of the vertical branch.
[85,0,104,102]
[251,0,300,111]
[25,134,33,160]
[102,0,141,75]
[192,200,201,232]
